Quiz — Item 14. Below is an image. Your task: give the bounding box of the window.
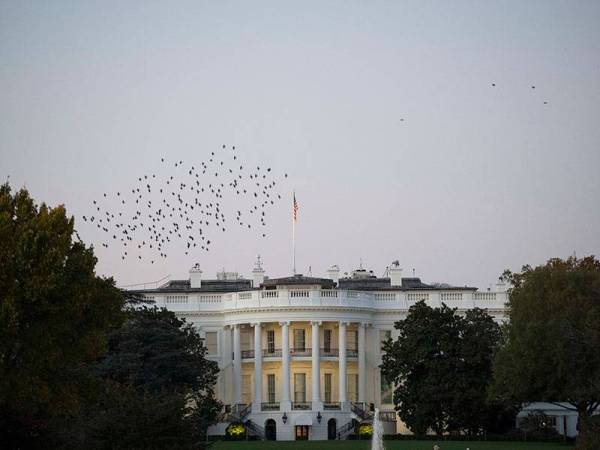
[347,374,358,402]
[294,373,306,403]
[324,373,332,403]
[379,330,391,351]
[267,374,276,403]
[267,330,275,354]
[347,330,358,351]
[204,332,218,355]
[242,374,252,404]
[324,329,332,353]
[380,370,393,404]
[294,329,305,351]
[241,330,252,351]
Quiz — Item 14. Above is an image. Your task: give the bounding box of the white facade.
[136,263,508,441]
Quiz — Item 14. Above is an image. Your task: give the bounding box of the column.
[311,321,322,409]
[338,321,347,408]
[233,324,241,404]
[253,322,262,412]
[280,321,291,410]
[358,322,366,403]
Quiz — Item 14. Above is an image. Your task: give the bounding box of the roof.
[261,274,335,289]
[132,278,253,294]
[337,276,477,291]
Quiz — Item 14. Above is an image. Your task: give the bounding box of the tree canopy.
[0,183,125,444]
[77,306,221,449]
[492,256,600,430]
[381,301,508,435]
[0,184,221,448]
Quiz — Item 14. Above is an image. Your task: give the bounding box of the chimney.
[389,260,403,286]
[495,278,507,292]
[252,255,265,288]
[327,265,340,284]
[190,263,202,288]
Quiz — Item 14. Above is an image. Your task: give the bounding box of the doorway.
[327,418,337,440]
[295,425,309,440]
[265,419,276,441]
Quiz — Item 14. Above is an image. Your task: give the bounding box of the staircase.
[350,402,374,421]
[338,419,358,439]
[226,403,252,422]
[244,419,265,440]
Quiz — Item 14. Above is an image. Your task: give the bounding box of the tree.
[76,306,221,449]
[381,301,505,435]
[0,184,125,447]
[492,256,600,440]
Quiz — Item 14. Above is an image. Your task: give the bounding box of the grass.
[210,441,574,450]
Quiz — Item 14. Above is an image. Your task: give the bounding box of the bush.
[225,422,246,440]
[357,423,373,437]
[518,411,561,440]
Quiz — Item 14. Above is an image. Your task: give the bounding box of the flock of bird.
[83,145,288,263]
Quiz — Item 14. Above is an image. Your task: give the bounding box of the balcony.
[292,401,312,410]
[323,402,341,410]
[346,349,358,358]
[290,347,311,357]
[241,350,255,359]
[320,348,339,357]
[261,402,280,411]
[262,348,282,358]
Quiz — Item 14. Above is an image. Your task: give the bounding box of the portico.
[231,320,369,413]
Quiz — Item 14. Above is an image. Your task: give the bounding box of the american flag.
[292,192,298,223]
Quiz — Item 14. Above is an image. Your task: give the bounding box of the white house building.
[133,259,509,441]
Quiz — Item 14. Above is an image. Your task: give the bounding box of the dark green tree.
[381,301,505,435]
[0,184,125,447]
[492,256,600,441]
[77,306,221,449]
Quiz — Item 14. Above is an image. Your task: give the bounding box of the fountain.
[371,408,385,450]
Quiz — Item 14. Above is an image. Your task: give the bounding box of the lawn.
[210,441,573,450]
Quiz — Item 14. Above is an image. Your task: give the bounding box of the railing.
[407,292,429,302]
[227,403,251,422]
[320,348,339,357]
[244,419,264,439]
[373,292,396,300]
[290,290,310,298]
[320,290,338,298]
[346,349,358,358]
[262,348,282,357]
[154,288,508,312]
[323,402,341,410]
[290,347,311,357]
[474,292,497,301]
[338,419,357,439]
[350,402,373,420]
[241,350,255,359]
[440,292,462,301]
[379,411,397,422]
[261,402,280,411]
[292,401,312,410]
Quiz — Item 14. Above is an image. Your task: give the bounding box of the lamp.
[282,412,288,424]
[316,411,322,424]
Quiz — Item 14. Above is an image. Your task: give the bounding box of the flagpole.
[292,190,296,275]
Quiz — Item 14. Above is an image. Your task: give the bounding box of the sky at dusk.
[1,1,599,289]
